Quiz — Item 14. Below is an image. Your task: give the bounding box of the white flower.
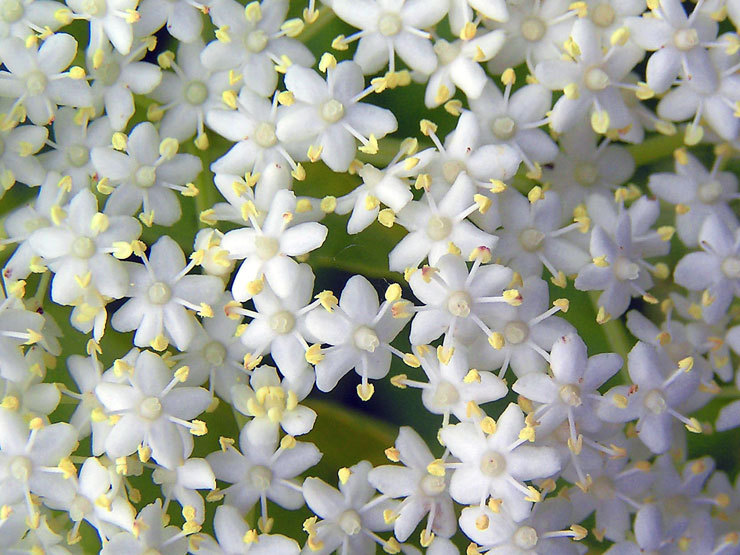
[92,122,203,226]
[39,108,114,194]
[483,0,575,74]
[43,456,136,541]
[598,342,701,454]
[189,504,301,555]
[389,173,496,272]
[406,253,515,348]
[89,42,162,131]
[0,409,77,516]
[674,214,740,325]
[649,151,739,247]
[234,264,320,380]
[276,61,398,172]
[171,292,249,389]
[150,40,229,144]
[65,353,110,454]
[459,498,583,554]
[449,0,508,34]
[368,427,456,542]
[2,173,66,284]
[334,148,435,235]
[471,276,575,378]
[206,425,321,517]
[575,195,670,321]
[110,235,224,350]
[193,229,235,279]
[137,0,208,43]
[0,33,93,125]
[331,0,448,75]
[0,119,47,197]
[208,88,306,177]
[627,0,719,94]
[494,190,590,280]
[201,0,314,97]
[534,19,643,135]
[152,454,215,524]
[305,275,411,393]
[603,504,666,555]
[221,189,327,301]
[65,0,139,55]
[396,347,507,425]
[468,81,557,171]
[231,365,317,445]
[424,30,505,108]
[656,40,740,143]
[513,333,622,438]
[440,403,561,521]
[301,460,397,554]
[28,188,141,305]
[541,125,636,215]
[0,0,65,41]
[95,350,212,469]
[0,299,45,382]
[102,500,189,555]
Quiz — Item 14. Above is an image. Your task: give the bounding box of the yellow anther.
[190,420,207,436]
[610,27,630,46]
[174,366,190,382]
[305,344,324,365]
[358,134,379,155]
[463,369,481,383]
[488,332,504,350]
[420,119,437,136]
[221,90,238,109]
[159,137,179,160]
[474,194,492,214]
[281,17,304,37]
[338,467,351,484]
[244,1,261,22]
[501,68,516,86]
[678,357,694,372]
[112,132,127,151]
[318,52,337,72]
[590,110,610,134]
[569,1,588,17]
[444,99,463,116]
[636,82,654,100]
[150,335,169,351]
[435,84,451,104]
[357,382,374,401]
[564,82,579,99]
[519,425,536,442]
[596,306,611,324]
[503,289,523,306]
[480,416,497,435]
[385,283,402,302]
[489,179,507,193]
[613,394,628,408]
[527,185,544,203]
[437,345,454,365]
[403,353,420,368]
[676,203,690,215]
[658,226,675,241]
[426,459,446,477]
[332,35,348,50]
[315,290,338,312]
[277,91,294,106]
[414,173,431,190]
[460,21,477,40]
[390,374,407,388]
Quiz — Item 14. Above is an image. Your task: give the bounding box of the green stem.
[587,292,633,381]
[33,271,51,304]
[626,133,685,166]
[309,256,402,282]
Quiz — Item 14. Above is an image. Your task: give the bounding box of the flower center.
[559,384,582,407]
[10,456,32,481]
[203,341,226,366]
[25,70,47,96]
[98,60,121,87]
[66,144,90,167]
[673,28,699,51]
[479,450,506,476]
[420,473,446,496]
[338,510,362,535]
[584,67,609,91]
[320,99,345,123]
[138,396,162,420]
[254,122,277,148]
[82,0,106,15]
[246,29,268,53]
[269,310,295,334]
[591,476,616,500]
[643,390,667,415]
[250,465,273,491]
[574,162,599,186]
[134,166,157,188]
[0,0,24,23]
[591,3,615,27]
[721,256,740,279]
[184,80,208,105]
[147,281,172,305]
[519,228,545,252]
[613,256,639,281]
[442,160,465,184]
[491,116,516,140]
[520,17,546,42]
[697,180,722,204]
[513,526,539,549]
[446,290,472,317]
[433,40,460,65]
[504,321,529,345]
[255,235,279,260]
[432,381,460,407]
[69,496,93,521]
[378,12,402,36]
[71,236,96,259]
[426,215,452,241]
[353,326,379,352]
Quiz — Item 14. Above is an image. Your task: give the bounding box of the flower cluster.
[1,0,740,553]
